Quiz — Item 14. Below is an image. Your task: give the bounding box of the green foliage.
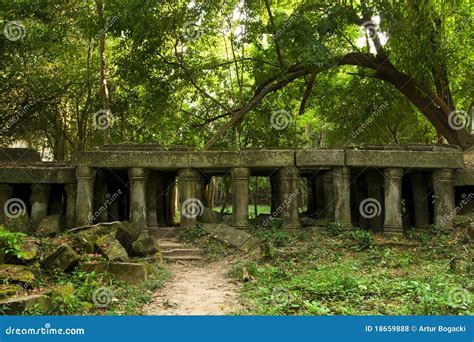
[233,230,472,315]
[344,229,374,250]
[0,226,27,259]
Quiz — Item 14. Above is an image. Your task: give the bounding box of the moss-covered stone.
[96,232,129,261]
[41,244,80,272]
[0,264,35,284]
[0,294,50,314]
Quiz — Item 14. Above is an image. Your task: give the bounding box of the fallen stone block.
[0,264,35,284]
[4,237,39,264]
[78,261,147,284]
[115,221,141,251]
[96,232,129,261]
[36,214,62,236]
[41,244,80,272]
[0,284,21,299]
[202,224,260,250]
[0,294,50,314]
[131,236,160,256]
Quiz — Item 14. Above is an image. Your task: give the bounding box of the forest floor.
[144,258,241,315]
[144,222,472,316]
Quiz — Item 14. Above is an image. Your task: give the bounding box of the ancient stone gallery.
[1,144,472,237]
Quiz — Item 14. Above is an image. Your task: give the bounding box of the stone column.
[322,171,335,221]
[278,167,300,230]
[30,184,51,229]
[65,183,77,229]
[128,167,148,228]
[76,167,96,226]
[333,167,352,229]
[409,173,430,228]
[93,170,109,223]
[178,169,201,228]
[365,172,384,231]
[231,167,250,229]
[383,168,404,236]
[433,169,455,230]
[146,172,158,227]
[0,184,14,225]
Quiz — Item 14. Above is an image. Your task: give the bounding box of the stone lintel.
[295,149,345,167]
[72,150,295,169]
[345,150,464,169]
[0,167,75,184]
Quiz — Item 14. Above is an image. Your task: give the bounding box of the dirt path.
[144,259,242,315]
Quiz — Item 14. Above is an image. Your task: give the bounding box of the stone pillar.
[128,167,148,228]
[231,167,250,229]
[365,172,384,231]
[333,167,352,229]
[146,172,158,227]
[433,169,455,230]
[76,167,96,226]
[322,171,335,221]
[409,173,430,228]
[93,170,109,223]
[383,168,404,236]
[65,184,77,229]
[179,169,201,228]
[0,184,14,224]
[30,184,51,229]
[278,167,300,230]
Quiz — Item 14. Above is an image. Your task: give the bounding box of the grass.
[213,205,272,218]
[228,226,473,315]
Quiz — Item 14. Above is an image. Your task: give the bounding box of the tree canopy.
[1,0,473,159]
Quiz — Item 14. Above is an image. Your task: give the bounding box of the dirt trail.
[144,259,242,315]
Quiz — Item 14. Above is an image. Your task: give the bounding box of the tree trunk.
[96,0,110,145]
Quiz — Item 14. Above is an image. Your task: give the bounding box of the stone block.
[41,244,80,272]
[131,236,160,256]
[0,264,35,284]
[96,232,129,261]
[115,221,141,251]
[78,261,147,284]
[0,284,21,299]
[0,294,50,314]
[37,214,62,236]
[202,224,260,250]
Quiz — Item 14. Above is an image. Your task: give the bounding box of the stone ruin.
[0,144,473,238]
